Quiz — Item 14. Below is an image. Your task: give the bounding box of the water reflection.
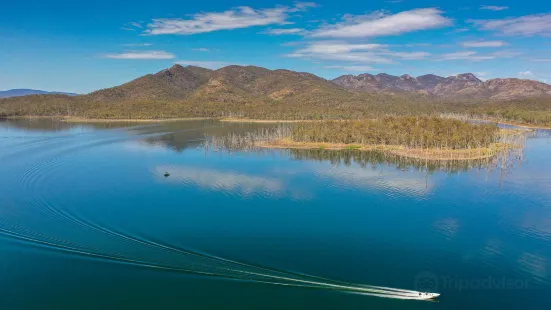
[154,165,284,196]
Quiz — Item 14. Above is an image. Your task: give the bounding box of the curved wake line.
[2,128,436,301]
[0,224,434,301]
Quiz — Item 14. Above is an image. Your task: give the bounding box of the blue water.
[0,118,550,309]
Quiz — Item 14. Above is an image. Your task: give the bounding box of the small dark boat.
[164,172,170,177]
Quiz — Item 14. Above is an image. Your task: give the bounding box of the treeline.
[465,98,551,126]
[290,117,500,149]
[1,92,550,127]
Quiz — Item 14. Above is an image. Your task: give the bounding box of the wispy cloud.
[102,50,175,59]
[325,65,377,72]
[263,28,308,35]
[144,2,315,35]
[310,8,451,38]
[441,51,496,61]
[287,41,393,64]
[122,22,144,31]
[287,41,433,64]
[452,28,470,34]
[130,22,144,28]
[518,71,535,78]
[122,43,153,47]
[174,60,233,69]
[191,48,211,52]
[380,51,431,59]
[480,5,509,11]
[291,2,317,11]
[470,13,551,36]
[439,50,521,61]
[460,40,508,47]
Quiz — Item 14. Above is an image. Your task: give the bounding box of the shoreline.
[2,116,217,123]
[220,118,323,123]
[257,139,517,161]
[221,117,551,129]
[4,115,549,130]
[472,118,551,130]
[62,117,217,123]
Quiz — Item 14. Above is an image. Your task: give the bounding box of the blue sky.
[1,0,551,93]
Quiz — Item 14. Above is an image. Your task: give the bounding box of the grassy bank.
[259,139,513,161]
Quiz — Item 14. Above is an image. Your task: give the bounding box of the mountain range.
[82,65,551,102]
[0,89,78,98]
[2,65,551,120]
[332,73,551,100]
[3,66,550,103]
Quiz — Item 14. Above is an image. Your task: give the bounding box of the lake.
[0,118,550,309]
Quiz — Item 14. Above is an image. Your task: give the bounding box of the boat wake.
[0,217,438,301]
[0,124,439,301]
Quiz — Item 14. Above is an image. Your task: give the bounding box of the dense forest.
[290,117,500,149]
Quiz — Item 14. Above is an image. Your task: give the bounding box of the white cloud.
[325,65,377,72]
[460,40,507,47]
[381,51,431,59]
[263,28,308,35]
[470,13,551,36]
[290,2,317,12]
[287,41,434,64]
[297,41,386,53]
[102,50,175,59]
[440,51,495,61]
[452,28,470,33]
[518,71,535,78]
[480,5,509,11]
[130,22,143,28]
[311,8,451,38]
[439,50,521,61]
[174,60,232,69]
[192,48,211,52]
[144,3,315,35]
[287,41,393,64]
[122,43,153,47]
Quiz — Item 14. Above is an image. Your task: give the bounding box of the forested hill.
[1,65,550,125]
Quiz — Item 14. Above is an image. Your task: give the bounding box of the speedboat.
[417,292,440,300]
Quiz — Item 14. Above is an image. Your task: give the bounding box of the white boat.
[417,292,440,300]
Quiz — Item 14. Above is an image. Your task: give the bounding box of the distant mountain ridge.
[2,64,551,120]
[3,65,551,116]
[0,89,78,98]
[79,64,349,105]
[332,73,551,100]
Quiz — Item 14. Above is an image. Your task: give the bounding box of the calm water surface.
[0,118,550,309]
